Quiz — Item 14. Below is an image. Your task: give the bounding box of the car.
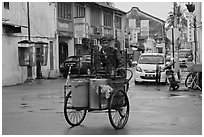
[179,49,193,68]
[59,55,91,78]
[134,53,167,84]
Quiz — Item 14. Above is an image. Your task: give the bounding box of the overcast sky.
[114,2,174,21]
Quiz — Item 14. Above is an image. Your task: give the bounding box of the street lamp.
[186,2,197,64]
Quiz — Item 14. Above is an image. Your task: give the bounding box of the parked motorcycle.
[163,62,180,91]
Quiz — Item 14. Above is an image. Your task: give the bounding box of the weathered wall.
[2,35,27,86]
[2,2,56,86]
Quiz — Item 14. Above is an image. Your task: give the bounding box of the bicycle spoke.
[64,92,87,126]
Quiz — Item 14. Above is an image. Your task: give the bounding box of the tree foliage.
[165,3,187,31]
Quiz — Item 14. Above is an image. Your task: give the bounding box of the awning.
[3,22,27,33]
[89,34,102,40]
[18,40,35,47]
[18,40,35,44]
[35,41,48,45]
[2,22,27,28]
[58,31,73,37]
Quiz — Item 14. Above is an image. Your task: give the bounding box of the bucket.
[71,79,89,107]
[89,79,108,109]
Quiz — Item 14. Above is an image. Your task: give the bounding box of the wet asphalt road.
[2,71,202,135]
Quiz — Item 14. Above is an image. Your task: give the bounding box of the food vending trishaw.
[63,46,133,130]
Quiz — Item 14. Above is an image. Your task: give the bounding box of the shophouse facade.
[55,2,126,76]
[2,2,126,86]
[56,2,126,74]
[2,2,57,86]
[124,7,165,61]
[72,2,126,56]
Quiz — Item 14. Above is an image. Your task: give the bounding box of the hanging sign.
[187,18,194,42]
[129,19,136,28]
[74,17,86,38]
[140,20,149,36]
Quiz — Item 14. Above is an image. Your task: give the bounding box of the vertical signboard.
[129,19,136,28]
[74,17,86,38]
[187,18,194,42]
[140,20,149,36]
[131,28,138,43]
[186,13,194,42]
[129,19,139,45]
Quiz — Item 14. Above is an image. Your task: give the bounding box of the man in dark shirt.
[100,37,115,68]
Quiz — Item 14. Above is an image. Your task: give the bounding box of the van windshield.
[138,55,164,64]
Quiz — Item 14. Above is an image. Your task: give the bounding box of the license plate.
[146,74,154,77]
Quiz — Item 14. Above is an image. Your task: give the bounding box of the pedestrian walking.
[155,63,161,91]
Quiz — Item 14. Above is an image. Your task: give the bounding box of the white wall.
[2,35,27,86]
[29,2,55,38]
[2,2,57,86]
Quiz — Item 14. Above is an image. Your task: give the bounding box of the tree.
[165,3,188,50]
[175,3,188,31]
[165,3,187,30]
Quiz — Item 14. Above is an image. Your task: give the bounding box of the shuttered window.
[104,12,113,27]
[58,2,72,20]
[75,3,85,17]
[90,8,101,26]
[115,15,122,29]
[4,2,9,10]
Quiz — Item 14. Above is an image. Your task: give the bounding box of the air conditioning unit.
[93,39,97,45]
[94,27,102,34]
[75,38,82,44]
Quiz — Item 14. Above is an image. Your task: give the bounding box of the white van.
[134,53,167,84]
[179,49,193,68]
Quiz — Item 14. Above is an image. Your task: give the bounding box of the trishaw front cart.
[63,47,133,130]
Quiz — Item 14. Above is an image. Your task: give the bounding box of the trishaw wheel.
[108,89,129,130]
[185,73,194,89]
[64,91,87,127]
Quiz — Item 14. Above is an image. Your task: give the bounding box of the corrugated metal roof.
[94,2,126,14]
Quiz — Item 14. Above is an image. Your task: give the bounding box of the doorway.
[36,47,42,79]
[59,42,68,68]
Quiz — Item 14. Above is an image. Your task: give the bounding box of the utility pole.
[173,2,180,80]
[171,2,177,68]
[171,27,175,68]
[194,16,197,64]
[27,2,32,80]
[27,2,30,41]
